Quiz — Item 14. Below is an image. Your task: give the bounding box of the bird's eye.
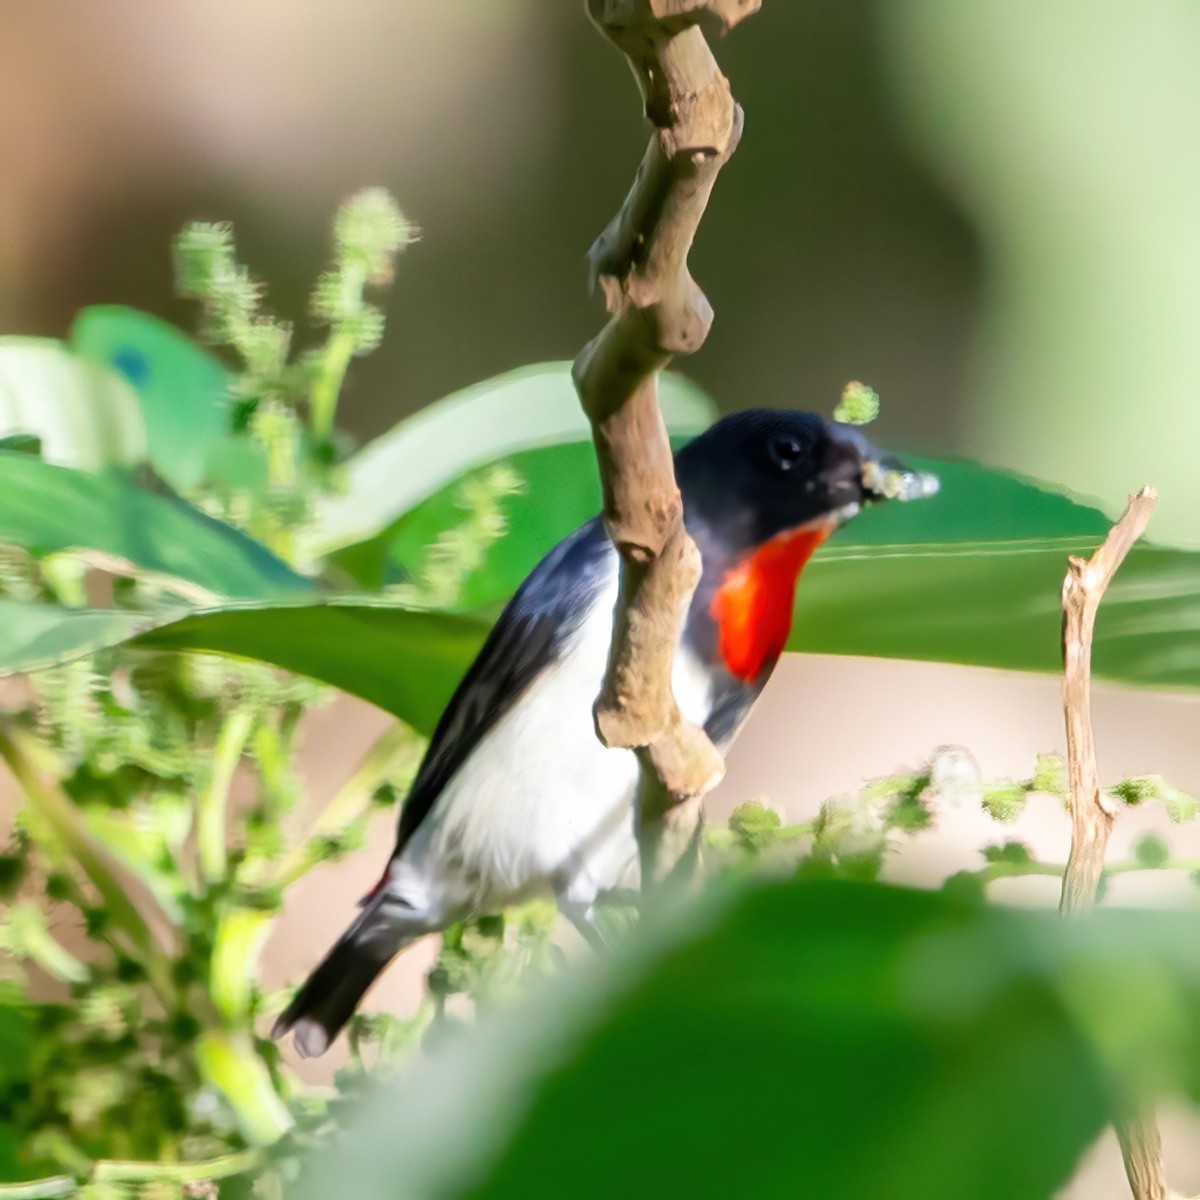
[768,433,808,471]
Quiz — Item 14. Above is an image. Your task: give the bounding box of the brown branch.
[573,0,757,882]
[1058,486,1166,1200]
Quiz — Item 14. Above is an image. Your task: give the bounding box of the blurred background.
[5,1,1198,546]
[3,3,1200,1195]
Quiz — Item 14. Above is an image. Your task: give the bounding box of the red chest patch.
[711,524,831,682]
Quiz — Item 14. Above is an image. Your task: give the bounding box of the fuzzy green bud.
[833,380,880,426]
[173,222,238,299]
[334,188,416,285]
[1109,776,1160,807]
[1133,832,1171,869]
[981,840,1033,866]
[1031,753,1067,798]
[727,800,783,851]
[981,783,1028,823]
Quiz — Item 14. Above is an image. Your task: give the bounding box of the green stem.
[1108,857,1200,875]
[308,328,358,442]
[0,1178,76,1198]
[198,707,256,885]
[309,256,367,442]
[972,861,1065,886]
[92,1149,259,1184]
[210,908,272,1022]
[194,1029,293,1146]
[777,820,817,841]
[275,722,419,890]
[969,857,1200,886]
[0,1151,264,1197]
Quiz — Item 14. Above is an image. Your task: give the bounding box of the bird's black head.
[674,408,928,555]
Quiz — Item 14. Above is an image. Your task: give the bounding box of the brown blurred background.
[0,1,977,452]
[3,3,1200,1196]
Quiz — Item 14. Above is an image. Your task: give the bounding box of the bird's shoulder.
[393,517,616,851]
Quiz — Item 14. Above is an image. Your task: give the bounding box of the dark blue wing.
[393,517,614,851]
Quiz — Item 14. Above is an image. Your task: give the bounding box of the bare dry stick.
[1058,486,1166,1200]
[573,0,759,883]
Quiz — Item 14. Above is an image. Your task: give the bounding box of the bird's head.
[675,408,933,551]
[675,408,935,682]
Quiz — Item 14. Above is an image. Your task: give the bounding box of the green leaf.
[0,601,487,736]
[306,362,716,557]
[131,603,487,734]
[0,602,148,676]
[0,339,146,470]
[70,306,232,490]
[787,455,1200,689]
[300,879,1200,1200]
[5,446,1199,730]
[0,452,311,600]
[334,440,600,598]
[364,446,1200,692]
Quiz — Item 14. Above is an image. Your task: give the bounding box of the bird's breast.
[709,524,831,682]
[405,559,715,911]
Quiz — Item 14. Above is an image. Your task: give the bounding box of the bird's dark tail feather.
[272,907,414,1058]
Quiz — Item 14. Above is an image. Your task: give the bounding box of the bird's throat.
[711,522,832,682]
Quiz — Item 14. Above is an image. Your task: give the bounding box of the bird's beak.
[827,422,940,507]
[860,454,940,503]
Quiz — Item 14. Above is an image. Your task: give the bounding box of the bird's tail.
[272,898,415,1058]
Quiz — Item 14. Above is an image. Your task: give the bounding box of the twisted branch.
[1058,486,1167,1200]
[573,0,758,882]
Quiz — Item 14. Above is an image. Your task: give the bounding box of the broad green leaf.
[305,362,717,556]
[0,339,146,470]
[369,445,1200,691]
[788,455,1139,681]
[329,440,603,595]
[0,452,311,600]
[0,602,148,678]
[4,447,1198,727]
[0,600,488,737]
[70,306,231,490]
[299,880,1200,1200]
[132,603,487,734]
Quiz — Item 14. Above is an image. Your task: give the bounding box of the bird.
[274,408,930,1057]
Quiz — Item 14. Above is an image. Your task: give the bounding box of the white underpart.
[389,555,713,926]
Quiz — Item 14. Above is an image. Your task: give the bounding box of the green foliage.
[981,782,1028,822]
[3,199,1200,1198]
[0,452,310,602]
[307,188,416,442]
[1110,775,1200,822]
[0,196,725,1194]
[7,454,1200,728]
[980,754,1069,823]
[304,362,716,565]
[726,800,784,851]
[982,839,1034,866]
[298,878,1200,1200]
[0,193,432,1192]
